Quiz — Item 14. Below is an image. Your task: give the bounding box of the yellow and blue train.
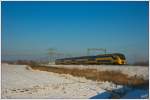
[55,53,126,65]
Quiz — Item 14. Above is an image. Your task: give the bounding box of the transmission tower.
[87,48,106,56]
[47,48,57,64]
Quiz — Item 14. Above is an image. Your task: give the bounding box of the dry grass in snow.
[29,65,148,86]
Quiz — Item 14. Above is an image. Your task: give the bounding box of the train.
[55,53,126,65]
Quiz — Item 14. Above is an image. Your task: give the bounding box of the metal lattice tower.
[47,48,57,64]
[87,48,106,56]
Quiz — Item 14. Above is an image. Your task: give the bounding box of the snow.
[2,64,124,99]
[122,89,149,99]
[91,85,149,99]
[45,64,149,80]
[91,91,112,99]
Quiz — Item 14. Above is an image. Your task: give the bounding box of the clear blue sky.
[2,1,149,63]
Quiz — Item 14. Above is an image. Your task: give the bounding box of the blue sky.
[2,1,149,63]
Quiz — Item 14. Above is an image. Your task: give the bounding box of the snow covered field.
[1,64,149,99]
[45,64,149,80]
[2,64,123,99]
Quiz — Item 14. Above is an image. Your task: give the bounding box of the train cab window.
[117,55,126,60]
[112,56,117,60]
[113,54,126,60]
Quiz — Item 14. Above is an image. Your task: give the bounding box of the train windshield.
[116,54,126,60]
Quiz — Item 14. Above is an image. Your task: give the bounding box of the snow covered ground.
[1,64,123,99]
[45,64,149,80]
[1,64,149,99]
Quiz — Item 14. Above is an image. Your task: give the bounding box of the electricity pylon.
[87,48,106,56]
[48,48,57,64]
